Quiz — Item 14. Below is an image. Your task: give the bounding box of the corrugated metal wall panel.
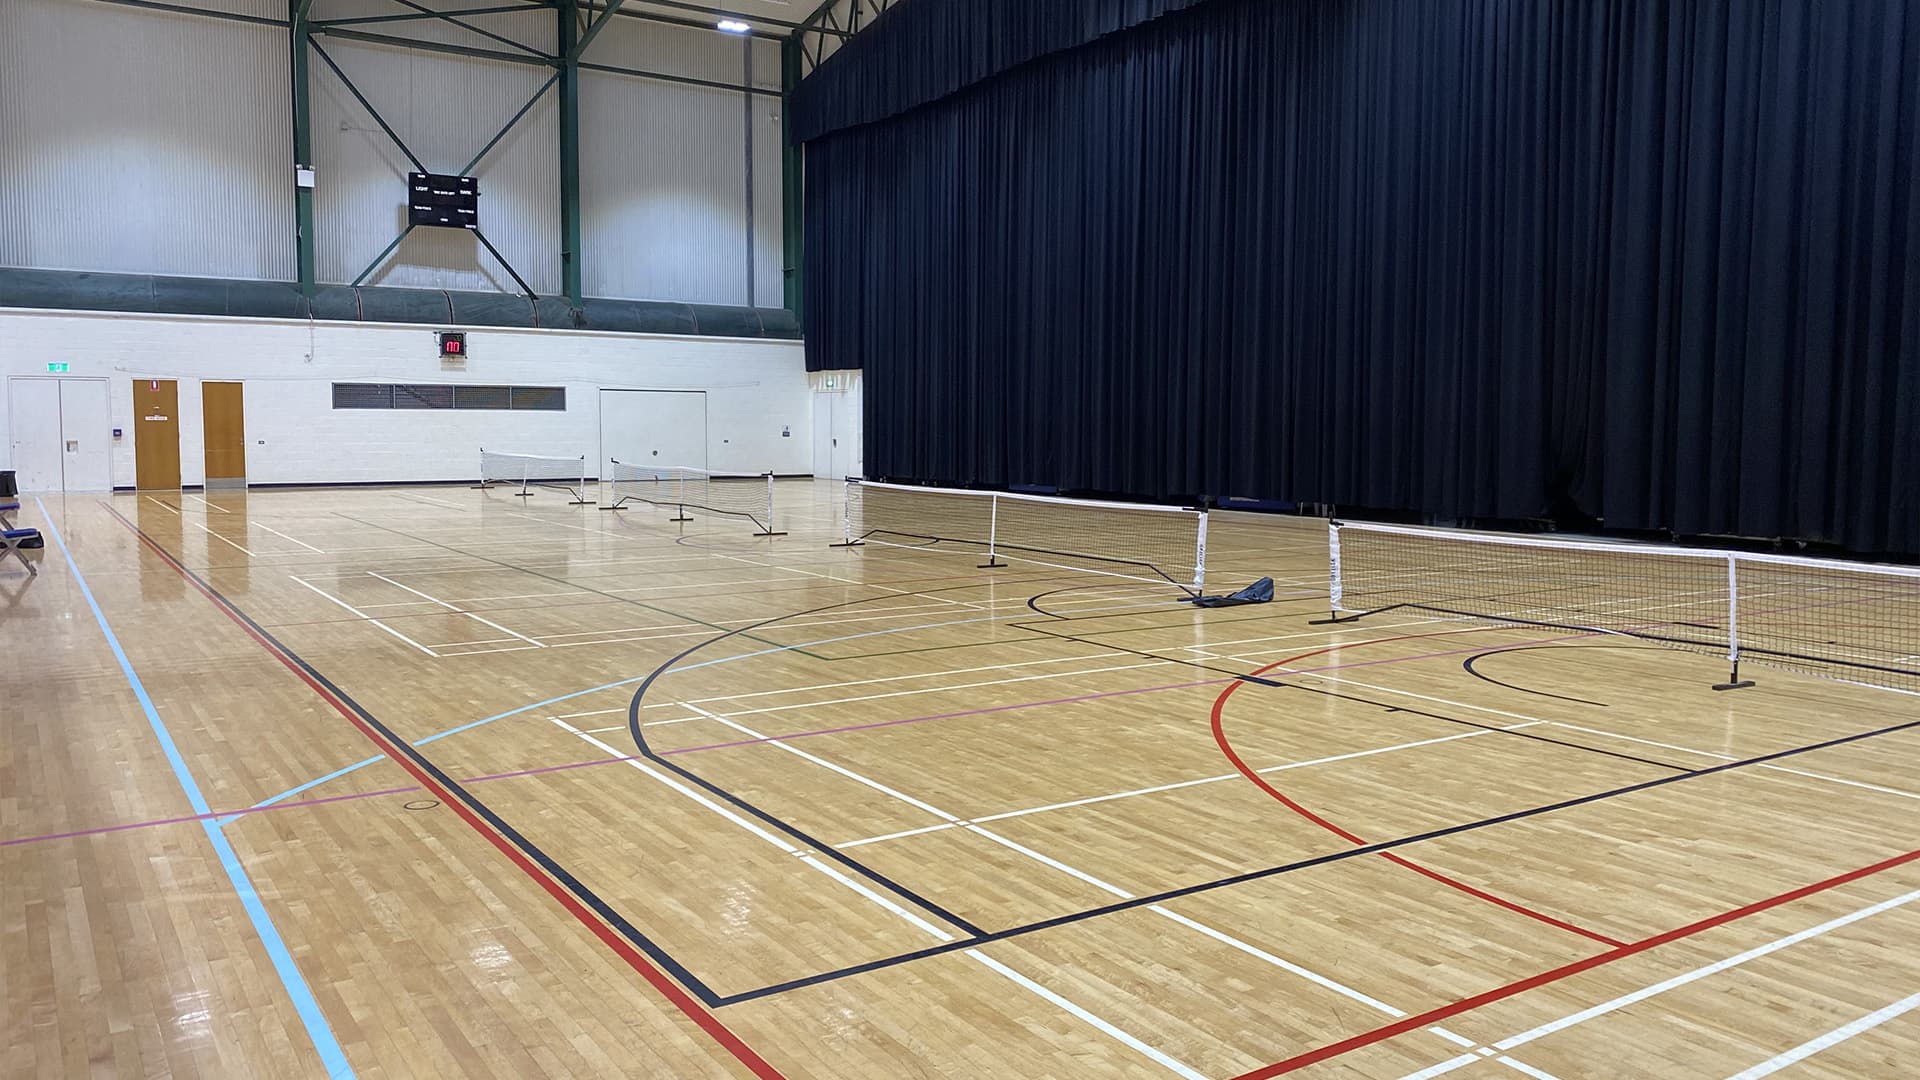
[312,37,561,295]
[0,0,292,281]
[753,95,785,308]
[580,69,751,305]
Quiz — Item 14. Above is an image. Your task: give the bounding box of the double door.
[8,378,111,493]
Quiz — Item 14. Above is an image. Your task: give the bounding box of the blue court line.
[40,500,356,1080]
[230,592,1183,823]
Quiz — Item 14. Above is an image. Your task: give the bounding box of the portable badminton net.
[476,449,592,503]
[838,480,1207,594]
[602,461,781,536]
[1321,519,1920,693]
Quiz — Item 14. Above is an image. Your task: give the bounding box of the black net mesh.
[608,462,772,533]
[845,482,1205,591]
[1331,522,1920,692]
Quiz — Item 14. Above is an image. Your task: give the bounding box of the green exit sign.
[47,362,70,373]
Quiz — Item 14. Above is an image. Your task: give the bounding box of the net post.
[1307,519,1358,624]
[754,473,787,537]
[977,492,1004,569]
[1714,555,1755,690]
[568,455,594,505]
[1192,510,1208,596]
[600,458,627,509]
[514,461,534,498]
[472,447,490,489]
[829,478,864,547]
[669,503,692,523]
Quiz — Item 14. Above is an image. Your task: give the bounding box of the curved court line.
[1209,625,1630,947]
[231,577,1176,821]
[42,501,357,1079]
[1461,642,1670,707]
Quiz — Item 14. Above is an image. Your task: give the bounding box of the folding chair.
[1,528,40,577]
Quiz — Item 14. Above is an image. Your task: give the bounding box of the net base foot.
[830,540,865,548]
[599,505,627,512]
[1713,680,1756,691]
[978,560,1005,569]
[1308,614,1360,625]
[513,492,535,498]
[569,499,595,506]
[755,531,788,538]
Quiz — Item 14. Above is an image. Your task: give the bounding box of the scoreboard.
[408,173,479,229]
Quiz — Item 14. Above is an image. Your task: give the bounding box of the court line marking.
[1548,721,1920,802]
[636,650,1132,711]
[1228,846,1920,1079]
[578,659,1175,734]
[1726,990,1920,1079]
[144,496,180,514]
[237,595,1184,816]
[40,501,355,1079]
[181,493,230,512]
[836,725,1540,849]
[252,522,327,554]
[1392,885,1920,1079]
[289,576,440,657]
[188,518,258,555]
[367,571,545,647]
[547,716,1203,1079]
[106,504,789,1078]
[687,703,1550,1077]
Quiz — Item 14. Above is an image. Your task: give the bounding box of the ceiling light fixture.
[717,18,751,33]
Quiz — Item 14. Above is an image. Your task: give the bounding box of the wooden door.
[133,379,181,490]
[202,381,246,486]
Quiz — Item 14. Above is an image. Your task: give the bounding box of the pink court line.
[2,630,1579,849]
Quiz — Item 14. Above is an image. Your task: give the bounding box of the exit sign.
[47,362,70,373]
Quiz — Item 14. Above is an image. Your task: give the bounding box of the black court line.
[714,702,1920,1004]
[108,507,729,1007]
[1461,643,1668,707]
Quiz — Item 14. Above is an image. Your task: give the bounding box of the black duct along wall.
[800,0,1920,557]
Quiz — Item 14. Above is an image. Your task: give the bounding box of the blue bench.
[1,527,38,576]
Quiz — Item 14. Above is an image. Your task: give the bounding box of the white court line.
[597,659,1175,733]
[289,575,439,657]
[637,650,1132,711]
[964,950,1207,1080]
[838,725,1539,848]
[544,717,1200,1078]
[1549,722,1920,802]
[1395,887,1920,1079]
[1726,990,1920,1079]
[395,493,468,511]
[180,493,230,512]
[188,519,257,555]
[367,571,546,648]
[686,704,1548,1076]
[251,521,326,553]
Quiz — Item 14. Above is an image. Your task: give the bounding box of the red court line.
[111,510,789,1080]
[1231,844,1920,1078]
[1211,627,1629,948]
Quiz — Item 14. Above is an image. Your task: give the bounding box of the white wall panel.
[0,0,292,280]
[0,309,812,486]
[312,38,560,294]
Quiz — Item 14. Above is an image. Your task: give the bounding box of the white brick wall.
[0,308,812,488]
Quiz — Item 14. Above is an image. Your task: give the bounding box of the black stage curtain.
[803,0,1920,555]
[789,0,1207,143]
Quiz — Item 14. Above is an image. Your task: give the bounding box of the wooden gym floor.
[6,481,1920,1079]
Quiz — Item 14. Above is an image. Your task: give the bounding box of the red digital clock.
[439,332,466,357]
